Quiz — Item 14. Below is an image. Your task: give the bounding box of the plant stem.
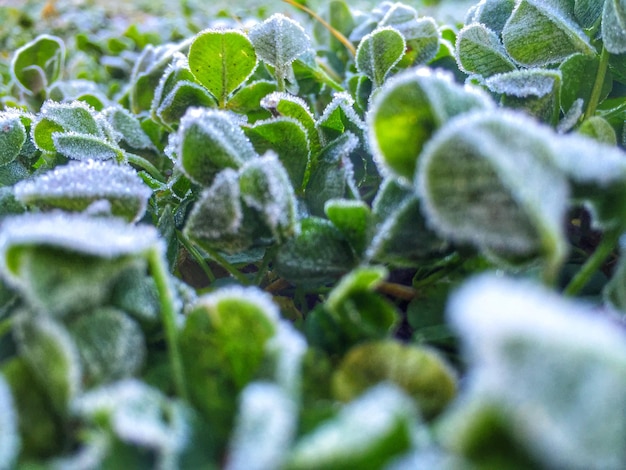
[126,152,166,183]
[563,227,621,296]
[177,231,216,283]
[148,246,188,400]
[201,246,251,285]
[584,45,610,120]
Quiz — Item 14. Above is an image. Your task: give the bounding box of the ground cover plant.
[1,0,626,467]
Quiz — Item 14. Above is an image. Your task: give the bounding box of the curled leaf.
[356,27,406,88]
[10,34,65,96]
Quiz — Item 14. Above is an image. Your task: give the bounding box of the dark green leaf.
[0,112,27,166]
[356,27,406,88]
[455,23,517,77]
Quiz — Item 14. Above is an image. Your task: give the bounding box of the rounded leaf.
[249,14,311,70]
[188,29,257,106]
[10,34,65,95]
[0,112,27,166]
[455,23,517,77]
[356,26,406,88]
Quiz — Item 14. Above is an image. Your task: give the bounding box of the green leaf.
[575,0,604,27]
[15,316,81,413]
[416,110,568,277]
[317,93,367,144]
[332,340,456,419]
[502,0,594,66]
[69,307,146,387]
[368,178,448,266]
[180,287,279,450]
[356,27,406,88]
[0,374,18,469]
[0,111,27,166]
[285,384,417,470]
[447,274,626,469]
[578,115,617,145]
[324,199,372,257]
[559,53,613,113]
[274,217,357,285]
[244,117,310,190]
[188,29,257,107]
[249,14,311,78]
[239,153,298,243]
[305,132,359,217]
[455,23,517,77]
[226,80,278,118]
[484,69,561,124]
[176,108,257,186]
[14,160,152,222]
[602,0,626,54]
[155,80,217,127]
[53,131,123,161]
[10,34,65,96]
[226,382,297,470]
[32,100,103,152]
[104,106,155,151]
[466,0,517,35]
[367,67,493,182]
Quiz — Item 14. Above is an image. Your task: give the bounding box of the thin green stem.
[584,45,610,120]
[177,231,216,283]
[254,246,278,286]
[126,152,166,183]
[564,227,621,296]
[202,246,251,285]
[148,246,188,400]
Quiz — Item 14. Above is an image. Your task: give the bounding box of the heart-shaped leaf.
[188,29,257,107]
[368,67,493,182]
[456,23,517,77]
[416,110,569,277]
[175,108,257,186]
[14,160,152,222]
[10,34,65,96]
[356,27,406,88]
[502,0,594,66]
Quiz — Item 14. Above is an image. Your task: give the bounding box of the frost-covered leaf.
[466,0,517,35]
[176,107,257,186]
[356,27,405,88]
[180,287,279,450]
[368,67,493,182]
[32,100,102,152]
[502,0,594,66]
[110,267,160,325]
[417,110,568,276]
[578,115,617,144]
[575,0,604,27]
[0,112,27,166]
[484,69,561,123]
[14,160,152,222]
[324,199,372,257]
[15,316,81,413]
[367,178,448,266]
[249,14,311,76]
[317,92,366,144]
[0,374,18,470]
[260,92,320,155]
[188,29,257,107]
[103,106,155,151]
[10,34,65,96]
[455,23,517,77]
[274,217,357,285]
[239,153,298,243]
[305,132,359,217]
[155,80,217,127]
[226,382,297,470]
[184,169,255,254]
[244,117,310,190]
[285,383,417,470]
[72,379,192,467]
[445,274,626,469]
[603,0,626,54]
[69,307,146,386]
[560,53,613,113]
[52,131,123,161]
[332,340,456,419]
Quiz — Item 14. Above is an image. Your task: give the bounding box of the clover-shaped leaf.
[368,67,493,182]
[416,110,568,277]
[176,108,257,186]
[466,0,516,35]
[502,0,594,66]
[356,27,406,88]
[14,160,152,222]
[189,29,257,107]
[10,34,65,96]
